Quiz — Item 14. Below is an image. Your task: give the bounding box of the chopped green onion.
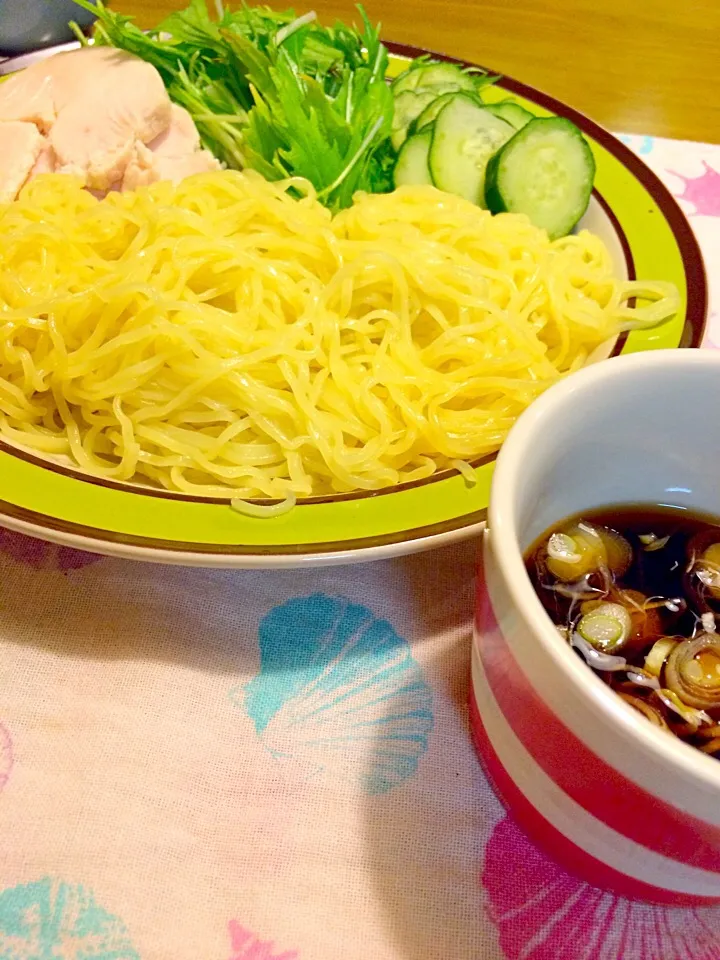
[577,602,631,652]
[570,631,627,672]
[625,666,660,690]
[665,633,720,710]
[655,689,712,730]
[547,532,582,565]
[644,636,677,677]
[695,543,720,599]
[639,533,670,551]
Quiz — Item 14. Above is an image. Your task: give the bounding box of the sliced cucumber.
[428,94,514,206]
[484,116,596,239]
[392,61,477,96]
[393,130,433,187]
[392,63,431,95]
[391,89,437,151]
[485,101,534,130]
[412,91,462,133]
[408,62,478,92]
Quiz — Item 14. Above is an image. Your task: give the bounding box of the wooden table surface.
[120,0,719,144]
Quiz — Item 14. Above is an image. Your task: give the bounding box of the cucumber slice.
[412,91,462,133]
[393,130,433,187]
[391,90,437,151]
[408,63,478,92]
[392,64,430,95]
[390,67,422,96]
[428,94,514,206]
[392,61,477,96]
[484,116,596,239]
[485,101,534,130]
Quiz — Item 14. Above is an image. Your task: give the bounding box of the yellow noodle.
[0,171,678,497]
[231,492,297,517]
[450,458,478,486]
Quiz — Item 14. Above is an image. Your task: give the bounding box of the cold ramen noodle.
[527,507,720,759]
[0,170,677,500]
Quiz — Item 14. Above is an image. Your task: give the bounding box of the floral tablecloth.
[0,136,719,960]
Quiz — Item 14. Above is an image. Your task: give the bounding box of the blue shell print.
[236,594,434,794]
[618,134,655,155]
[0,878,140,960]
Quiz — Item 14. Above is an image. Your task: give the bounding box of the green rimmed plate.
[0,43,707,567]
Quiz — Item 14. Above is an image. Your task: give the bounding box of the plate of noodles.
[0,2,707,567]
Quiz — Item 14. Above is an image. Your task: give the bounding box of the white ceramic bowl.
[471,349,720,905]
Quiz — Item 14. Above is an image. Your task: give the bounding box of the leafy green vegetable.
[72,0,395,210]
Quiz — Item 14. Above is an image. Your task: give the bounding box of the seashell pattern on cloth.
[482,816,720,960]
[236,593,434,795]
[0,878,140,959]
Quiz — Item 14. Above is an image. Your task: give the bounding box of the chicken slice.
[147,103,202,156]
[0,46,161,124]
[0,121,46,202]
[122,149,221,191]
[29,139,56,178]
[121,104,220,191]
[0,70,55,133]
[44,47,147,113]
[1,51,217,198]
[152,151,221,183]
[45,49,172,192]
[51,113,136,192]
[0,46,140,135]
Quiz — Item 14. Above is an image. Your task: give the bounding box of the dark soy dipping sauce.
[525,504,720,759]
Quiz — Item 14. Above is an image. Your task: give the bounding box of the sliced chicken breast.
[0,48,219,200]
[122,104,220,191]
[0,46,160,122]
[30,140,56,178]
[148,103,202,156]
[0,121,46,202]
[0,70,55,133]
[49,51,171,191]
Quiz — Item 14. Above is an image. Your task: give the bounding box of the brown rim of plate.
[0,43,708,558]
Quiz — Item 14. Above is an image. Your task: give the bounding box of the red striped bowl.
[471,349,720,905]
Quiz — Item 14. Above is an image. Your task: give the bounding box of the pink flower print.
[482,815,720,960]
[669,161,720,217]
[228,921,299,960]
[0,528,100,572]
[0,725,11,791]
